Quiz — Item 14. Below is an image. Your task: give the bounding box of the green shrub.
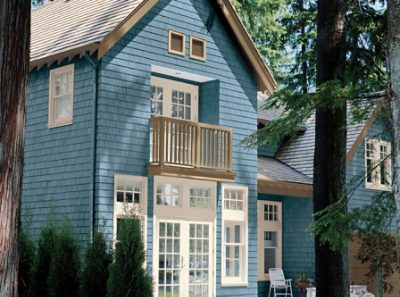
[47,224,81,297]
[19,229,36,297]
[32,223,57,297]
[81,233,112,297]
[107,219,152,297]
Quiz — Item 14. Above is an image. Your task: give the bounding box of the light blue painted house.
[24,0,276,296]
[23,0,395,296]
[256,96,394,296]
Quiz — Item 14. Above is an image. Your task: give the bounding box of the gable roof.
[31,0,276,94]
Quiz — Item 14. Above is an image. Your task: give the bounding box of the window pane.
[264,231,277,247]
[264,248,276,273]
[156,184,180,206]
[55,96,72,120]
[190,188,212,208]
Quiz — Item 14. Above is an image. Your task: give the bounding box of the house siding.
[22,58,95,243]
[257,194,315,297]
[95,0,258,296]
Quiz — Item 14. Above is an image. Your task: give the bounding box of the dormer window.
[168,30,185,56]
[48,64,74,128]
[190,36,207,61]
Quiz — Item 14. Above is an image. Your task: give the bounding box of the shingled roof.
[31,0,276,93]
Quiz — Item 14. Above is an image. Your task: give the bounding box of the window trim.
[48,64,74,128]
[365,139,392,191]
[113,175,147,244]
[257,200,282,281]
[221,185,248,286]
[168,30,186,56]
[190,36,207,61]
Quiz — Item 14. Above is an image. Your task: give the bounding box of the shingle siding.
[22,58,94,243]
[95,0,258,296]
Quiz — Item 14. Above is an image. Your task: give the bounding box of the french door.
[154,220,214,297]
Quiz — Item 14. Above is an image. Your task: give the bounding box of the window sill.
[365,183,392,192]
[48,120,73,129]
[221,278,248,287]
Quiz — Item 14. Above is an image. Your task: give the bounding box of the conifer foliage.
[107,219,153,297]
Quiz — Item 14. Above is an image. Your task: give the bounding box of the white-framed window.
[48,64,74,127]
[153,176,216,220]
[151,76,198,121]
[257,201,282,281]
[221,185,248,286]
[113,175,147,243]
[365,139,392,191]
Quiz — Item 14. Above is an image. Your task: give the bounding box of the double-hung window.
[113,175,147,243]
[221,185,248,286]
[257,201,282,280]
[365,139,392,191]
[49,64,74,127]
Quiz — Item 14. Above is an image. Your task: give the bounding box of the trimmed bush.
[107,219,152,297]
[81,233,112,297]
[47,224,81,297]
[19,229,36,297]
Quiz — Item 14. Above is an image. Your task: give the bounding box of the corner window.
[258,201,282,280]
[365,139,391,191]
[113,175,147,243]
[48,64,74,127]
[222,185,248,286]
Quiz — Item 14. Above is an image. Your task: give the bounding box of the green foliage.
[47,223,81,297]
[32,220,81,297]
[81,233,112,297]
[107,219,152,297]
[32,222,57,297]
[19,229,36,297]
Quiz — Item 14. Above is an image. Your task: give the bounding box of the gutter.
[84,52,98,241]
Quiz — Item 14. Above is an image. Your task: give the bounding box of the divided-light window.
[258,201,282,280]
[48,64,74,127]
[365,139,392,191]
[221,185,248,286]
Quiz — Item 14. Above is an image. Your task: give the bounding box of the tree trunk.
[313,1,349,297]
[0,1,30,296]
[387,0,400,254]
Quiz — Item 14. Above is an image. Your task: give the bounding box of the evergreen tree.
[107,219,152,297]
[81,233,112,297]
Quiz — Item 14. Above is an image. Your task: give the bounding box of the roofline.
[29,0,277,94]
[346,101,383,165]
[97,0,159,59]
[217,0,277,94]
[258,179,313,198]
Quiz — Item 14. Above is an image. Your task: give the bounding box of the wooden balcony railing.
[149,117,235,180]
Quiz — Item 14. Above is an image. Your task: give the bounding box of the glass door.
[155,220,213,297]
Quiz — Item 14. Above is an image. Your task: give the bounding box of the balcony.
[148,116,236,181]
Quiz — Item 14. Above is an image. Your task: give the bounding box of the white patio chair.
[268,268,293,297]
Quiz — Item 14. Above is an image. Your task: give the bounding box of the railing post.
[195,123,201,168]
[227,129,232,171]
[159,117,165,166]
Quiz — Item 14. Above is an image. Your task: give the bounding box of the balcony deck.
[148,116,236,181]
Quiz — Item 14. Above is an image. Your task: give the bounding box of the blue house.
[23,0,276,296]
[256,95,397,296]
[23,0,398,296]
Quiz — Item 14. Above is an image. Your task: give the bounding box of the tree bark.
[0,1,30,296]
[313,1,349,297]
[387,0,400,255]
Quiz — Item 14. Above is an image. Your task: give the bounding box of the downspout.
[84,52,98,241]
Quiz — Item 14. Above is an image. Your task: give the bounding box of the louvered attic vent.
[168,30,185,56]
[190,36,207,61]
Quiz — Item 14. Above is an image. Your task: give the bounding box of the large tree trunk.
[0,1,30,296]
[313,1,349,297]
[387,0,400,254]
